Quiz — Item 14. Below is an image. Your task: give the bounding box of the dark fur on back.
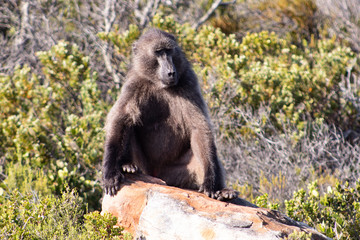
[102,28,236,200]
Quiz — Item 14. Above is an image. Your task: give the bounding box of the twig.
[134,0,161,29]
[102,0,121,87]
[192,0,236,30]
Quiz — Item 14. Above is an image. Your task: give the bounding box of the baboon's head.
[131,28,187,88]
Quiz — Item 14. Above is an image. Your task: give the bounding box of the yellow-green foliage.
[0,189,130,239]
[1,14,359,239]
[0,41,106,210]
[250,179,360,238]
[209,0,319,43]
[98,24,140,71]
[100,14,358,139]
[232,181,255,202]
[259,171,287,203]
[256,0,318,32]
[253,193,280,210]
[100,24,140,57]
[233,171,287,207]
[83,211,132,240]
[285,180,360,239]
[285,231,313,240]
[4,161,51,196]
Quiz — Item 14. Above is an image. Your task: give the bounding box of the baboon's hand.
[121,163,139,173]
[199,184,217,199]
[199,184,238,201]
[214,188,238,201]
[103,172,124,196]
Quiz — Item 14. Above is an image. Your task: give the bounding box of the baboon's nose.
[168,72,176,78]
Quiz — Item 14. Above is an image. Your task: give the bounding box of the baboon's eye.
[155,48,173,56]
[165,48,173,55]
[155,49,164,55]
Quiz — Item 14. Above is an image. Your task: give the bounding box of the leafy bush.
[285,180,360,239]
[101,14,359,139]
[0,189,130,239]
[1,12,359,239]
[249,179,360,239]
[0,189,82,239]
[0,41,106,211]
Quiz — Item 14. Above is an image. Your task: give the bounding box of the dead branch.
[192,0,236,30]
[102,0,121,87]
[134,0,161,29]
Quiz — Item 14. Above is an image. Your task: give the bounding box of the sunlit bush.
[0,13,359,239]
[285,180,360,239]
[100,14,358,140]
[0,189,130,239]
[0,41,106,210]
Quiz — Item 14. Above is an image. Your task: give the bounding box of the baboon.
[102,28,236,200]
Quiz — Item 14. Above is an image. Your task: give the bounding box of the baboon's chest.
[135,123,188,164]
[139,94,185,128]
[136,97,189,162]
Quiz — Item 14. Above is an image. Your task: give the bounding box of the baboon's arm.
[102,111,133,196]
[186,104,220,197]
[102,85,139,196]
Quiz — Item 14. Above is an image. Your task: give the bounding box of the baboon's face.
[154,46,178,87]
[132,29,184,88]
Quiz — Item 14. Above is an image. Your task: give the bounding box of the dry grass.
[210,74,360,202]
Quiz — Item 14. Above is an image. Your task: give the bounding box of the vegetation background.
[1,0,360,239]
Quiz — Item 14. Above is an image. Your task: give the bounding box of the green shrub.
[285,180,360,239]
[0,189,82,239]
[285,231,313,240]
[0,189,130,239]
[98,24,140,59]
[82,211,132,240]
[0,41,106,211]
[1,14,359,239]
[253,193,280,210]
[100,15,359,140]
[246,179,360,238]
[2,161,51,196]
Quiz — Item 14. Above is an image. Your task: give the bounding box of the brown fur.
[102,28,236,200]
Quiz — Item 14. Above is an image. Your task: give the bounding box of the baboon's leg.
[158,148,209,190]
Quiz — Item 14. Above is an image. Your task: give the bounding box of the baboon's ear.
[168,33,176,42]
[132,41,138,54]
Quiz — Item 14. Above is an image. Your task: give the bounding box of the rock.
[101,173,330,240]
